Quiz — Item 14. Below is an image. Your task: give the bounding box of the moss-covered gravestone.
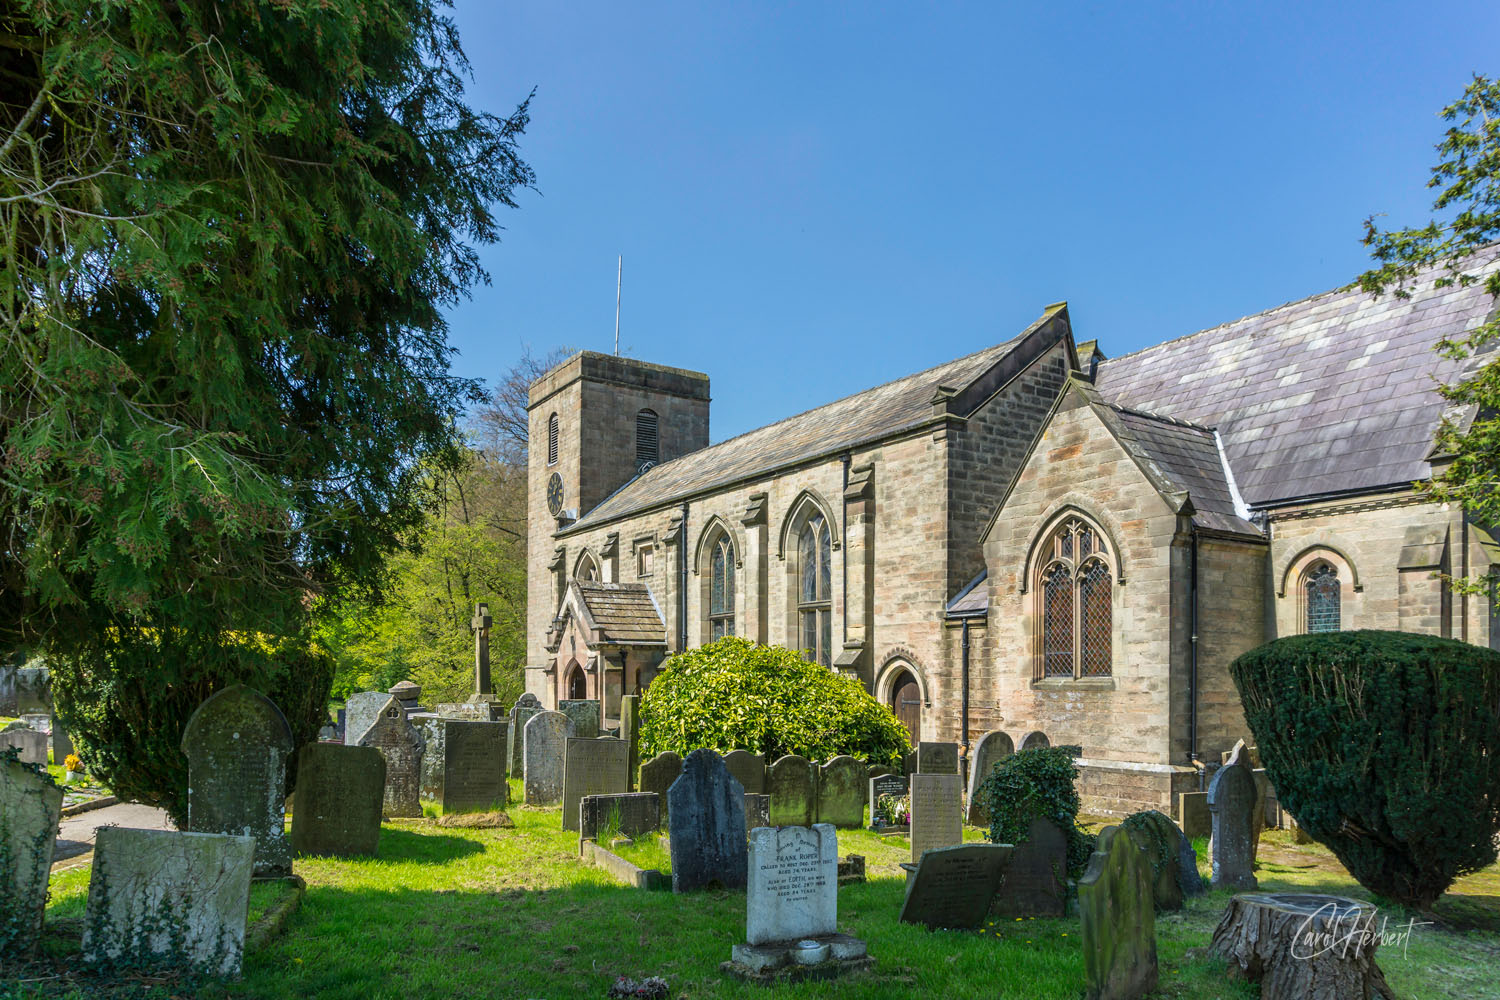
[354,696,424,818]
[1122,810,1193,912]
[523,710,574,806]
[724,749,766,795]
[290,743,385,858]
[768,754,816,826]
[966,730,1014,826]
[561,736,628,832]
[83,827,254,976]
[1,751,63,956]
[558,699,601,739]
[344,691,391,748]
[1080,825,1158,1000]
[507,693,543,778]
[992,816,1067,917]
[669,748,748,892]
[817,755,867,828]
[181,685,294,877]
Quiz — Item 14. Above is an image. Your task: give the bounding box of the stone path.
[53,802,175,868]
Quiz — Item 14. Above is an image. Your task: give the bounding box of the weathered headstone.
[523,710,575,806]
[180,685,294,877]
[83,827,254,976]
[290,743,384,858]
[335,708,346,742]
[668,748,748,891]
[434,702,504,722]
[898,842,1013,931]
[579,791,660,842]
[443,719,508,813]
[1120,810,1188,912]
[344,692,390,750]
[908,773,963,863]
[1177,830,1205,899]
[1177,791,1210,839]
[1080,825,1158,1000]
[1,753,63,955]
[559,698,601,739]
[389,680,422,713]
[414,716,446,802]
[744,792,771,833]
[639,750,684,820]
[1208,744,1259,890]
[14,665,51,715]
[724,749,766,794]
[966,730,1015,826]
[1019,730,1050,751]
[917,741,959,774]
[902,750,917,776]
[620,694,641,791]
[562,737,628,831]
[746,824,837,944]
[507,693,543,777]
[50,724,72,764]
[992,816,1068,917]
[1,727,47,765]
[817,755,866,828]
[768,754,817,826]
[868,773,908,826]
[353,696,424,818]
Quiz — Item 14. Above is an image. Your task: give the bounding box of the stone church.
[526,271,1498,817]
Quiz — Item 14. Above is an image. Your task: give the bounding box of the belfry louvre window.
[547,413,559,465]
[1035,516,1113,680]
[710,535,735,640]
[798,513,833,667]
[636,409,659,470]
[1304,563,1340,633]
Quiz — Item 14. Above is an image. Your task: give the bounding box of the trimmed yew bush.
[638,636,910,765]
[1231,630,1500,910]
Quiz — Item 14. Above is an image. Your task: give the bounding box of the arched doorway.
[890,671,921,744]
[566,663,588,700]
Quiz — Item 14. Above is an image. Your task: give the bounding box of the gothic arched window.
[636,409,659,471]
[1035,515,1114,679]
[547,413,559,465]
[710,534,736,640]
[1304,562,1341,633]
[799,513,833,666]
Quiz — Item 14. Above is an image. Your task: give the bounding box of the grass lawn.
[9,781,1499,1000]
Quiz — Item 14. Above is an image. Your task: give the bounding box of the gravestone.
[744,792,771,833]
[469,600,495,700]
[353,696,424,818]
[966,730,1015,826]
[1177,790,1210,839]
[344,692,390,750]
[639,750,683,820]
[668,748,748,891]
[767,754,816,826]
[434,702,504,722]
[917,741,959,774]
[290,743,384,857]
[898,842,1013,930]
[817,755,866,828]
[724,749,766,794]
[389,680,422,713]
[1208,744,1259,890]
[335,708,346,742]
[507,693,544,777]
[1,727,47,765]
[745,824,837,944]
[902,750,917,776]
[82,827,255,976]
[1080,826,1158,1000]
[559,699,601,739]
[868,773,908,825]
[14,665,51,714]
[1120,810,1189,912]
[620,694,640,791]
[1019,730,1050,751]
[442,719,508,813]
[1,753,63,955]
[908,773,963,863]
[1177,830,1205,899]
[180,685,294,877]
[992,816,1068,917]
[414,716,447,802]
[579,791,660,842]
[523,710,575,806]
[20,712,50,734]
[562,737,629,832]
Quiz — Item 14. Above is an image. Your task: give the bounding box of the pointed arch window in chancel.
[1304,562,1341,633]
[710,534,736,640]
[1036,516,1113,679]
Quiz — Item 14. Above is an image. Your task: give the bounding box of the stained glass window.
[1305,563,1341,634]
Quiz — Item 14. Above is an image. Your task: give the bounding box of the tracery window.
[710,534,736,640]
[1304,563,1341,633]
[1035,515,1113,679]
[798,512,833,666]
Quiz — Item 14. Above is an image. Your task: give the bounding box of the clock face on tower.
[546,472,565,517]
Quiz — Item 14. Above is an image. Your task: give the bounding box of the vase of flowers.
[64,753,84,784]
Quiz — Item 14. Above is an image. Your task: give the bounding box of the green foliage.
[1231,630,1500,910]
[976,746,1095,879]
[638,637,911,765]
[50,631,334,824]
[1358,76,1500,574]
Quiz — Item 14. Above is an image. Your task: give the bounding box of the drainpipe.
[679,501,690,652]
[841,451,851,646]
[1189,523,1202,790]
[960,619,972,759]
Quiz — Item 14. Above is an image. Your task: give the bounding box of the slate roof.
[945,570,989,616]
[1093,270,1495,506]
[572,581,665,645]
[1106,405,1257,535]
[564,307,1071,533]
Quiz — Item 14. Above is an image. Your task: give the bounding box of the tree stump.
[1210,893,1395,1000]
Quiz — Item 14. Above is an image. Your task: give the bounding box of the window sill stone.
[1030,676,1116,691]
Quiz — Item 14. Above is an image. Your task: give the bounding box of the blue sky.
[445,0,1499,443]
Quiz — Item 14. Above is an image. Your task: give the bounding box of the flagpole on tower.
[614,255,622,356]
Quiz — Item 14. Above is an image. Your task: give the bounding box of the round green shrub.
[638,637,911,765]
[1231,630,1500,911]
[976,746,1095,879]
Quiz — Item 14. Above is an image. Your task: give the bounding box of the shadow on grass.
[371,826,486,865]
